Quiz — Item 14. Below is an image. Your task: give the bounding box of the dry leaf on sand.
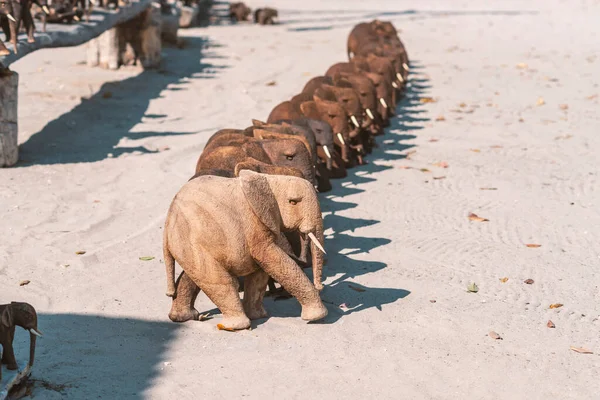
[469,213,489,222]
[420,168,431,173]
[139,256,155,261]
[19,280,31,286]
[549,303,563,309]
[429,138,439,142]
[216,324,236,332]
[547,320,555,328]
[570,346,593,354]
[420,97,437,103]
[516,62,528,69]
[435,115,446,121]
[524,279,534,284]
[467,283,479,293]
[433,161,449,168]
[559,104,569,110]
[526,244,541,248]
[537,97,545,106]
[489,331,503,340]
[470,149,481,153]
[480,187,498,191]
[75,251,86,255]
[266,81,277,86]
[433,176,446,180]
[398,165,412,169]
[499,277,509,283]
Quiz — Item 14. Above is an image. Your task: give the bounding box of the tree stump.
[86,6,162,70]
[0,70,18,168]
[179,4,199,28]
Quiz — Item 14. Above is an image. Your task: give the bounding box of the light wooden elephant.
[163,170,327,330]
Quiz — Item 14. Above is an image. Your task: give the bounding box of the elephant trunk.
[308,227,325,291]
[29,331,37,367]
[325,147,333,170]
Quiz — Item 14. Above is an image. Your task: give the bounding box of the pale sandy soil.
[1,0,600,398]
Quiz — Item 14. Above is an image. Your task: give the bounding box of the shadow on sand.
[17,36,228,166]
[6,313,181,398]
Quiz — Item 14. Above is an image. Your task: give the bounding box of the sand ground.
[1,0,599,398]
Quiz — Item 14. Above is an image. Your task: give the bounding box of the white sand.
[1,0,599,398]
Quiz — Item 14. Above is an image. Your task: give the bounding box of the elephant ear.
[300,101,319,119]
[1,307,13,328]
[239,170,281,235]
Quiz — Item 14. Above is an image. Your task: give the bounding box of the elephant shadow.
[7,313,182,398]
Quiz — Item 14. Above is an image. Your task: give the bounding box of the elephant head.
[250,120,317,166]
[339,72,379,128]
[1,302,42,367]
[364,71,393,122]
[239,170,326,290]
[257,138,316,187]
[320,81,363,137]
[300,94,350,163]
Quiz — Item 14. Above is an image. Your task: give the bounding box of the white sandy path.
[1,0,599,398]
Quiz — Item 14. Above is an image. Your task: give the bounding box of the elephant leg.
[0,40,8,56]
[254,244,327,321]
[168,271,201,323]
[1,342,18,370]
[242,269,270,320]
[186,260,250,330]
[23,8,35,43]
[0,19,9,55]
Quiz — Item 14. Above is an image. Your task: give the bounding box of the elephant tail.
[164,232,176,298]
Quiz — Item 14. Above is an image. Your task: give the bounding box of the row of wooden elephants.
[162,19,410,330]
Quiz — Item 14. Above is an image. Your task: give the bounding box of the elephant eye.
[286,155,294,160]
[342,99,349,103]
[328,114,335,119]
[289,198,301,205]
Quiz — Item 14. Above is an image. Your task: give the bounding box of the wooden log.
[0,0,153,68]
[0,363,31,400]
[87,6,162,70]
[162,7,181,44]
[0,71,18,168]
[179,4,199,29]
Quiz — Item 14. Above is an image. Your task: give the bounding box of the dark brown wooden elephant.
[253,7,277,25]
[0,302,42,375]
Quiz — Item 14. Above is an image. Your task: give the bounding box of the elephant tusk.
[323,146,331,159]
[74,15,80,21]
[379,98,388,109]
[29,328,43,337]
[392,81,398,89]
[336,133,345,145]
[350,115,359,128]
[308,232,326,255]
[396,72,404,83]
[366,108,375,120]
[402,62,409,72]
[7,13,16,22]
[43,5,50,13]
